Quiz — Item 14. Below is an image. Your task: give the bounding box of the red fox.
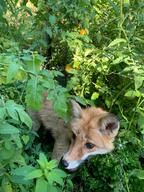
[29,95,120,171]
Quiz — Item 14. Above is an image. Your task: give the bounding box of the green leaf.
[52,169,67,178]
[17,109,32,129]
[49,15,56,25]
[5,100,32,128]
[22,135,29,144]
[130,169,144,179]
[112,56,125,65]
[46,27,52,38]
[25,78,44,110]
[11,134,22,148]
[12,166,35,177]
[91,92,99,100]
[0,148,14,160]
[11,175,32,185]
[138,114,144,130]
[134,75,144,90]
[47,185,59,192]
[2,182,12,192]
[74,96,87,106]
[0,122,19,134]
[6,100,19,121]
[47,171,64,186]
[108,38,127,47]
[46,160,58,170]
[37,153,48,169]
[6,63,20,83]
[25,169,43,180]
[0,107,6,120]
[35,178,48,192]
[124,90,141,98]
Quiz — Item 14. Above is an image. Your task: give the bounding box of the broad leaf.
[108,38,127,47]
[12,166,35,177]
[49,15,56,25]
[124,90,141,98]
[6,63,20,83]
[37,153,48,169]
[134,75,144,90]
[25,169,43,180]
[35,178,48,192]
[46,160,58,170]
[0,107,6,120]
[25,78,44,110]
[0,122,19,134]
[130,169,144,179]
[16,109,32,129]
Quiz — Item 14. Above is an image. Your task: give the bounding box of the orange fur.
[29,96,120,171]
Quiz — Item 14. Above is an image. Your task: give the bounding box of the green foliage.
[0,0,144,191]
[11,153,72,192]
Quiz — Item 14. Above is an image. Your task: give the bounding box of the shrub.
[0,0,144,191]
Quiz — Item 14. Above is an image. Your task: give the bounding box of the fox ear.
[70,100,82,118]
[99,113,120,138]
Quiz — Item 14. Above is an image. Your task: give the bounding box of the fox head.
[61,100,120,171]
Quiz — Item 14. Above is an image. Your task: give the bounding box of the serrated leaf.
[108,38,127,47]
[25,78,44,110]
[0,122,19,134]
[25,169,43,180]
[53,98,68,116]
[35,178,48,192]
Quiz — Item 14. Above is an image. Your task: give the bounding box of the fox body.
[29,95,120,171]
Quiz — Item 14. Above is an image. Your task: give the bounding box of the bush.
[0,0,144,191]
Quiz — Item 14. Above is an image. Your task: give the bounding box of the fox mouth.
[66,167,79,172]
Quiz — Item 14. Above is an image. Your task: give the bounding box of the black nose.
[61,159,69,168]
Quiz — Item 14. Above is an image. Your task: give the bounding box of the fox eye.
[85,143,95,149]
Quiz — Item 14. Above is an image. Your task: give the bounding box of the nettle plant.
[0,49,72,191]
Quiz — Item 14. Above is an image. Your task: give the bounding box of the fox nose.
[61,159,69,168]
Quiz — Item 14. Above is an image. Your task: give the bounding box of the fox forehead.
[70,107,110,146]
[71,107,107,132]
